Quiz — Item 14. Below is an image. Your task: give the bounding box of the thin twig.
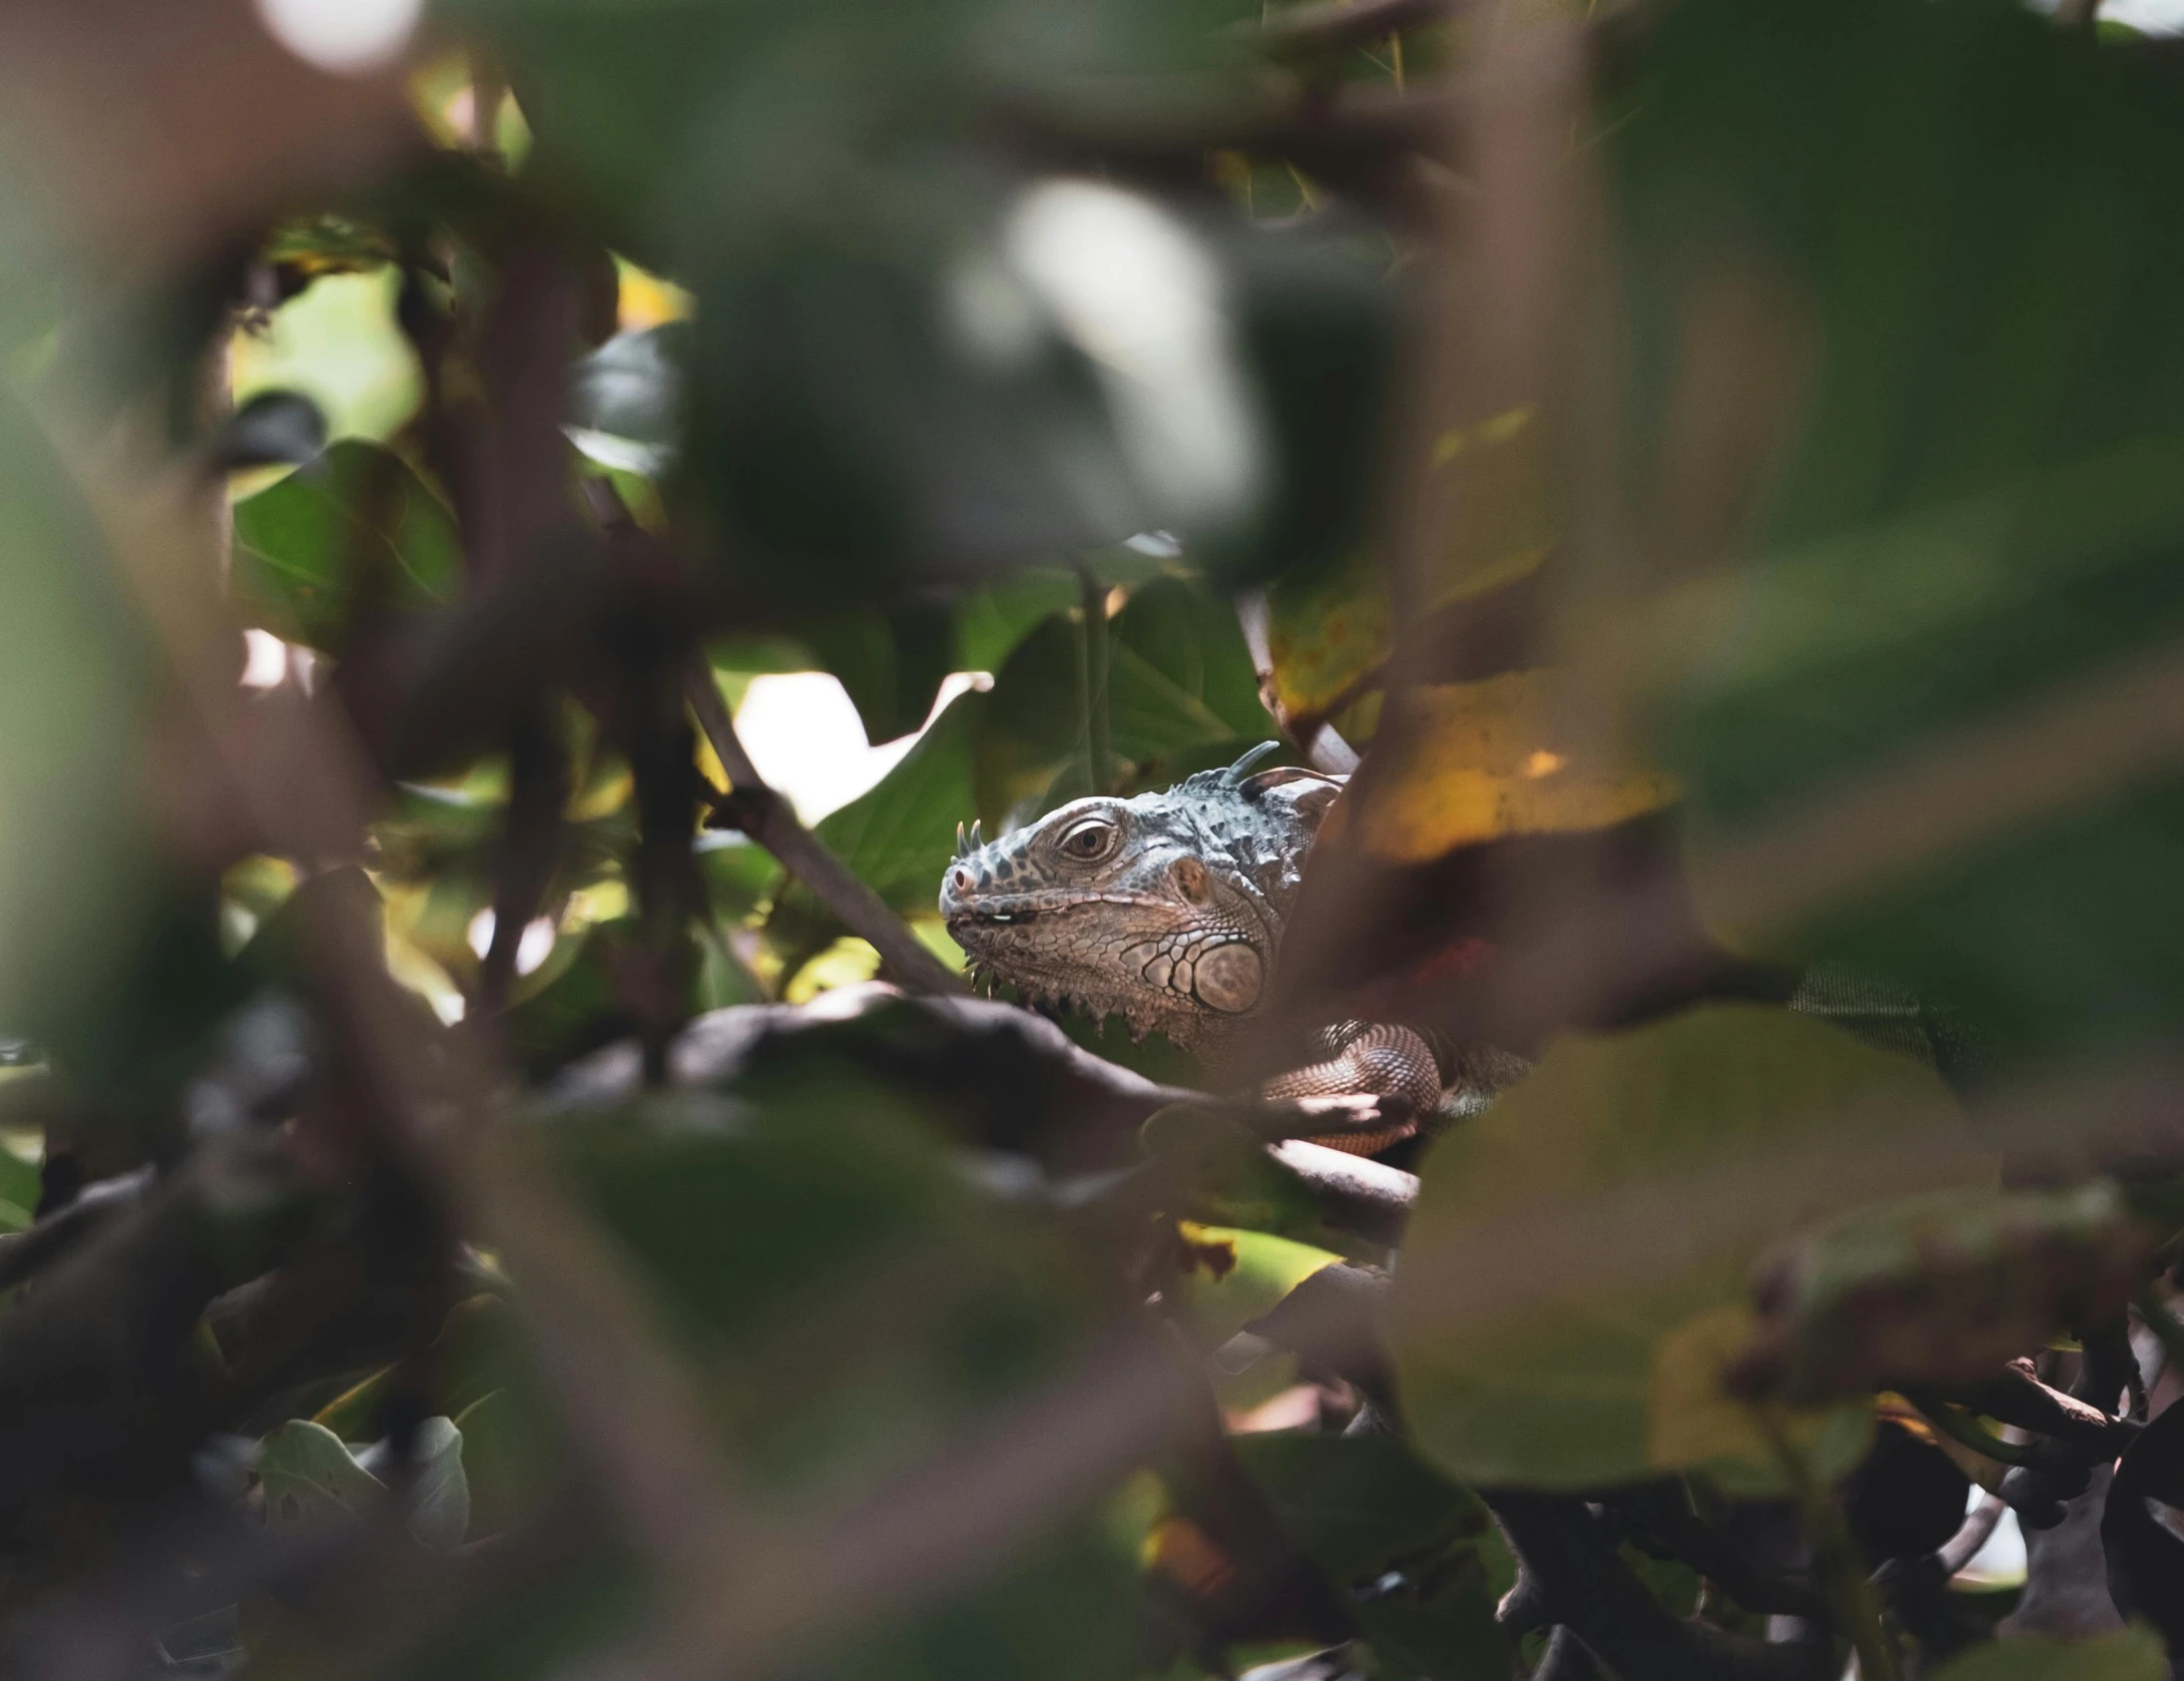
[1078,565,1113,795]
[1905,1401,2027,1467]
[476,705,568,1019]
[1753,1405,1904,1681]
[684,662,965,996]
[1481,1488,1833,1681]
[2136,1288,2184,1381]
[1937,1493,2007,1578]
[1251,0,1456,63]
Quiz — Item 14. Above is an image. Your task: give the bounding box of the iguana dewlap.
[938,743,1487,1154]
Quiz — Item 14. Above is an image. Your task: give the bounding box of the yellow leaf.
[1265,549,1392,723]
[1427,404,1553,609]
[616,258,694,331]
[1346,673,1680,862]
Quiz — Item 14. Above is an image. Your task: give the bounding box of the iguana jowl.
[938,743,1510,1153]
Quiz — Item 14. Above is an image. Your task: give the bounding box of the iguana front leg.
[1261,1021,1442,1156]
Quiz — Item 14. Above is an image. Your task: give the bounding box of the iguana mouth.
[960,905,1036,924]
[943,889,1187,927]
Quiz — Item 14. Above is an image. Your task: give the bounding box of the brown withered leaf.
[1730,1180,2165,1404]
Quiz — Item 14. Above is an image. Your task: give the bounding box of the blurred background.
[4,0,2184,1677]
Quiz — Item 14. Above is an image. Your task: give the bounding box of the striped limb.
[1262,1021,1442,1156]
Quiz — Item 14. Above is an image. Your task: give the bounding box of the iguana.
[937,743,1524,1154]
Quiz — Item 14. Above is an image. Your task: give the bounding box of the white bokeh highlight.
[993,179,1266,530]
[467,909,559,977]
[256,0,425,74]
[240,628,289,690]
[734,671,989,825]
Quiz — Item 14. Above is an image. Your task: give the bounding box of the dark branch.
[0,1167,154,1295]
[1481,1490,1835,1681]
[1600,1483,1827,1621]
[686,663,967,997]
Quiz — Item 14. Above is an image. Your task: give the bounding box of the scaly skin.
[937,744,1463,1152]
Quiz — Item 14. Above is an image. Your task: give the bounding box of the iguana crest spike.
[1221,741,1283,787]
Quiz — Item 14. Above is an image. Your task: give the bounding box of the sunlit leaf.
[1341,675,1678,863]
[405,1414,471,1551]
[1169,1223,1338,1348]
[260,1418,387,1536]
[231,267,422,444]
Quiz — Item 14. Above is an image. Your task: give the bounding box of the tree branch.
[1079,565,1114,794]
[684,662,966,997]
[1482,1490,1835,1681]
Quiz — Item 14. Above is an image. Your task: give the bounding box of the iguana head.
[938,744,1343,1046]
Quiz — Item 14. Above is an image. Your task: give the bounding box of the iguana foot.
[1262,1021,1442,1156]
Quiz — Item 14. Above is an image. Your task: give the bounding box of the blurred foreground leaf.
[391,1086,1146,1681]
[231,439,461,651]
[1731,1180,2167,1402]
[1235,1434,1512,1681]
[1617,0,2184,1065]
[1345,676,1679,863]
[1928,1628,2170,1681]
[1391,1005,1965,1489]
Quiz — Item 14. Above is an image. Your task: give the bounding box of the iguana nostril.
[951,868,969,893]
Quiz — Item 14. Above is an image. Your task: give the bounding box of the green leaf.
[697,836,786,928]
[812,686,987,914]
[1235,1435,1513,1681]
[230,266,421,445]
[262,214,398,279]
[1233,1434,1488,1585]
[1612,0,2184,1064]
[1141,1107,1378,1261]
[1390,1004,1967,1489]
[502,916,652,1078]
[973,573,1279,827]
[231,439,461,651]
[452,1389,560,1540]
[526,1087,1139,1681]
[1264,549,1389,730]
[1106,576,1270,759]
[0,319,172,1073]
[1169,1225,1340,1349]
[801,599,955,747]
[260,1418,387,1536]
[953,569,1082,675]
[405,1414,471,1551]
[1929,1629,2170,1681]
[0,1141,40,1226]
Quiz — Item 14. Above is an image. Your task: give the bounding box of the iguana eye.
[1057,818,1119,862]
